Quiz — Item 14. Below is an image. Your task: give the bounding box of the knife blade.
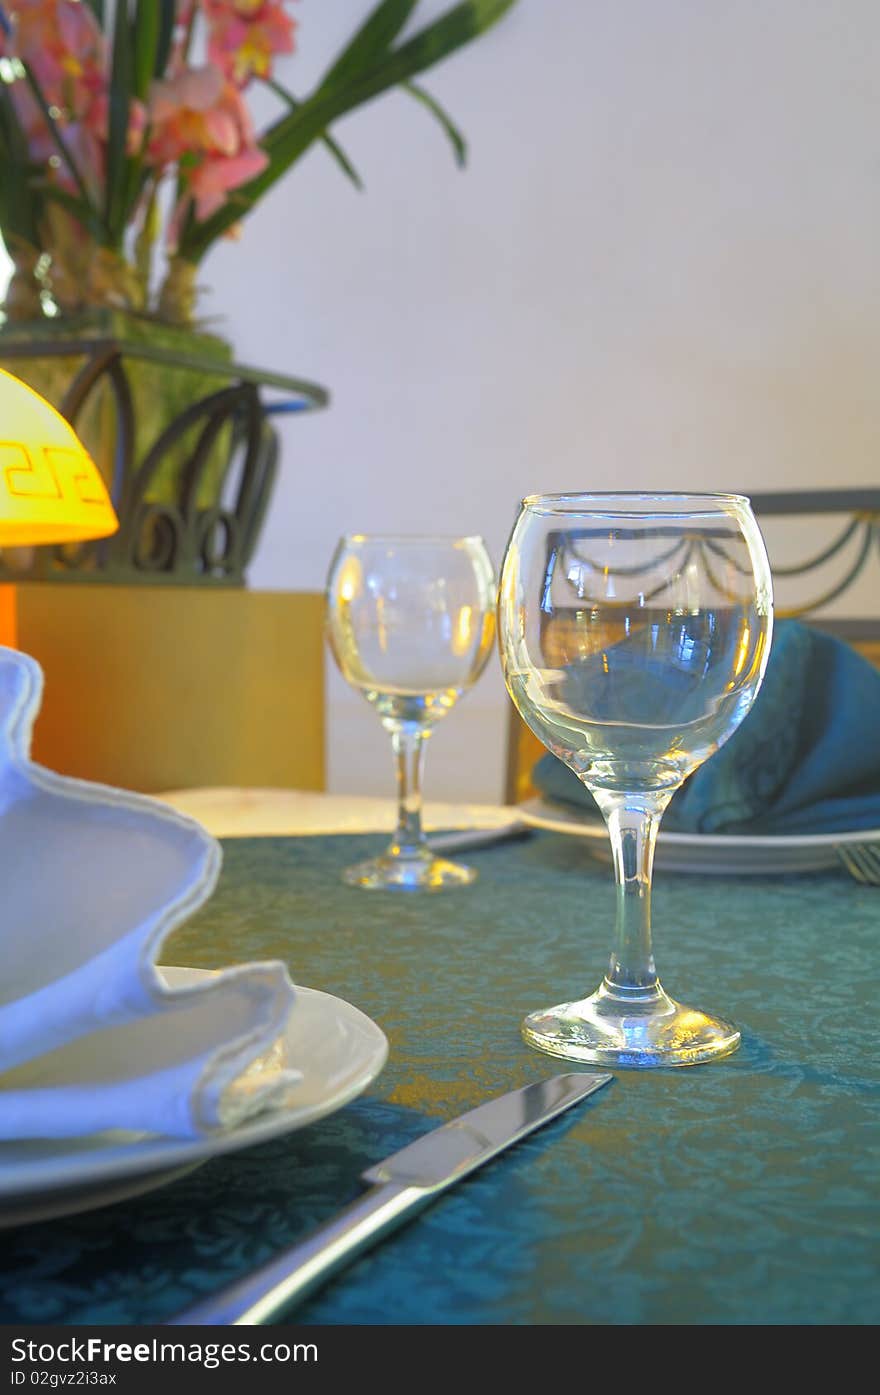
[169,1071,612,1326]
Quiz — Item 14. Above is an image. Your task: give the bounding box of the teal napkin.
[531,621,880,835]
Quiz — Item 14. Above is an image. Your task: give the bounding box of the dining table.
[1,788,877,1327]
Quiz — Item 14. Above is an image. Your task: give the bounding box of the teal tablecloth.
[2,831,878,1325]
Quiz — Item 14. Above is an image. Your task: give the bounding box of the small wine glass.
[326,534,497,891]
[498,492,773,1066]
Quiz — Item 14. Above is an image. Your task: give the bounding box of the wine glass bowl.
[326,534,496,891]
[499,492,773,1066]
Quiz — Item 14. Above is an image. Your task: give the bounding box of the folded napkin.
[0,647,298,1140]
[532,620,880,835]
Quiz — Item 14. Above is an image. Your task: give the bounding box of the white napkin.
[0,647,299,1140]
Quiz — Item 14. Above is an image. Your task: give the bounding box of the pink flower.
[2,1,106,118]
[149,65,253,162]
[149,65,268,227]
[188,145,267,219]
[203,1,297,88]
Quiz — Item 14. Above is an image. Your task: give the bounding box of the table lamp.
[0,367,118,645]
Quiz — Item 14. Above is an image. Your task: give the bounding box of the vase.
[0,309,327,585]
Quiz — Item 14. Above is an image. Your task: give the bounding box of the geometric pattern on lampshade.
[0,367,118,545]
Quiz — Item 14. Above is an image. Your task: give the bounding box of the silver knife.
[169,1071,612,1326]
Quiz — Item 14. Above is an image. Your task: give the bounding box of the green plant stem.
[19,64,100,227]
[401,81,467,164]
[134,180,160,303]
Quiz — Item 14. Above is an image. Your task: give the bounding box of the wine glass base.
[522,982,740,1068]
[342,852,477,892]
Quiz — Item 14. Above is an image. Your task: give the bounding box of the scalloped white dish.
[0,969,388,1228]
[518,797,880,875]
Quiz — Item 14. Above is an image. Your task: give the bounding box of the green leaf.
[319,131,365,190]
[324,0,518,113]
[318,0,420,94]
[18,63,100,221]
[0,89,41,247]
[179,0,517,259]
[120,151,152,232]
[82,0,106,25]
[105,0,134,241]
[263,78,363,190]
[402,80,466,165]
[132,0,161,101]
[34,181,104,241]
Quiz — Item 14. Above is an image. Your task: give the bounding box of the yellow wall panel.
[15,585,325,794]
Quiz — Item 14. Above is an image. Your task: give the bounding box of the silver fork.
[836,843,880,885]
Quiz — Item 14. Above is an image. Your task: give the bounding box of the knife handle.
[168,1182,426,1326]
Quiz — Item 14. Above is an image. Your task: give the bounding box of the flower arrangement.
[0,0,516,326]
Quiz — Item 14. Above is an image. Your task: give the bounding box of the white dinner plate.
[0,969,388,1228]
[157,788,517,839]
[518,797,880,875]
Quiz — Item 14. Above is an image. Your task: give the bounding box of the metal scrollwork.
[747,489,880,621]
[0,335,327,585]
[544,490,880,628]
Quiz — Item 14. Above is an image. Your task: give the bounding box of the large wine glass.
[326,534,497,891]
[498,493,773,1066]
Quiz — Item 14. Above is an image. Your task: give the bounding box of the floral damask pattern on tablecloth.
[1,832,878,1325]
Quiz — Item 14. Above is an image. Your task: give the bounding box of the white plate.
[518,797,880,875]
[157,788,516,839]
[0,969,388,1228]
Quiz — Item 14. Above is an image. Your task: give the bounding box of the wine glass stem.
[592,791,672,1000]
[389,724,428,858]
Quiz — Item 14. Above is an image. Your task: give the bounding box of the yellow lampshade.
[0,367,118,545]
